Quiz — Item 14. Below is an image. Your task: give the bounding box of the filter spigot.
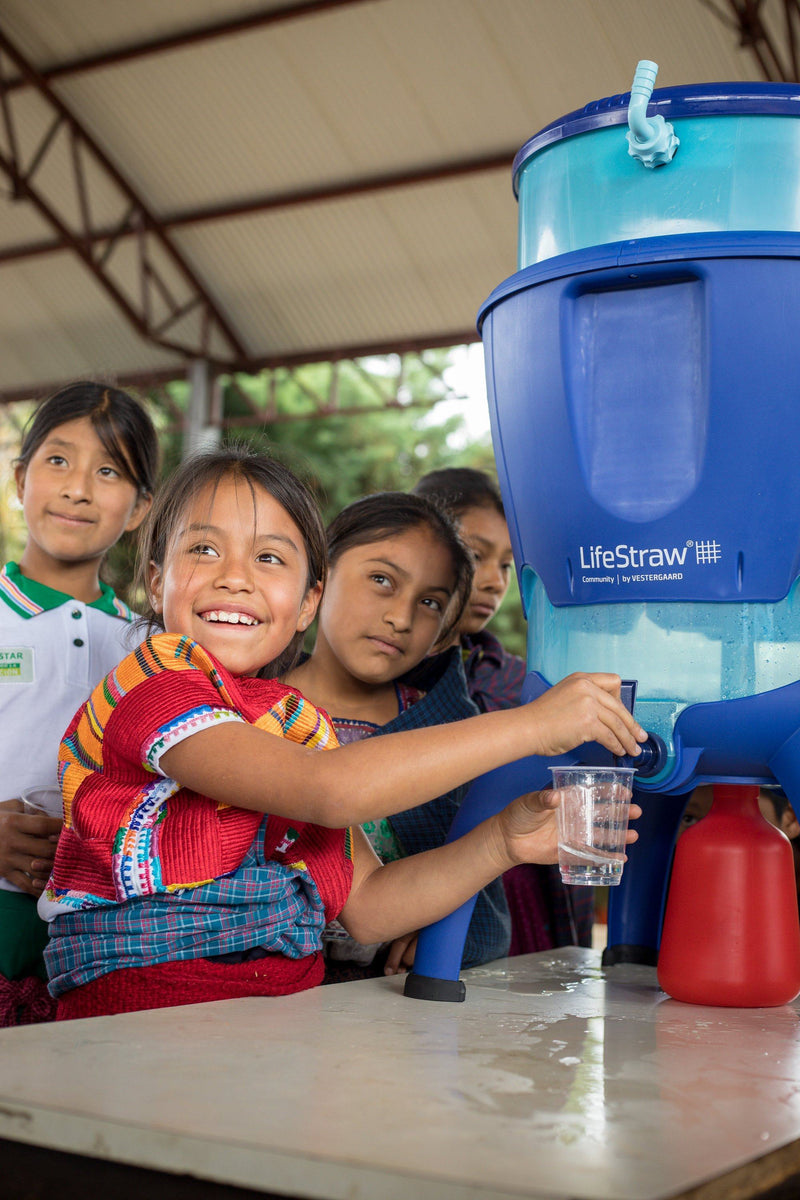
[632,731,669,777]
[626,60,679,168]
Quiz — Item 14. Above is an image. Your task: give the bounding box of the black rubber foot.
[602,943,658,967]
[403,972,466,1002]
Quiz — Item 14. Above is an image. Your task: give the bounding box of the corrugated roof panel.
[0,0,781,399]
[22,0,762,215]
[0,252,178,394]
[0,200,57,256]
[174,171,515,353]
[0,1,311,65]
[48,15,446,209]
[53,48,360,210]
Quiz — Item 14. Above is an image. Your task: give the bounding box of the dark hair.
[412,467,504,521]
[136,444,327,676]
[326,491,474,646]
[16,381,159,498]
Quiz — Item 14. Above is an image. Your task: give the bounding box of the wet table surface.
[0,947,799,1200]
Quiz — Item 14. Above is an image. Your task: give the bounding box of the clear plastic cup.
[20,785,63,818]
[549,766,637,886]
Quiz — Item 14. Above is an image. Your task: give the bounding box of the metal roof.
[0,0,789,401]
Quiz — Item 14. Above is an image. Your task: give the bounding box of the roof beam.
[166,151,515,227]
[2,0,382,91]
[0,330,480,406]
[0,23,250,364]
[0,150,514,266]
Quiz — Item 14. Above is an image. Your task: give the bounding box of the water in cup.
[549,766,636,886]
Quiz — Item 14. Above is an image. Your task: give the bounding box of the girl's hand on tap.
[523,672,646,760]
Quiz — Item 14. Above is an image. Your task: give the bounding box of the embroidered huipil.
[40,633,353,996]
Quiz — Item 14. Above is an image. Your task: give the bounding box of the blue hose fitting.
[626,59,679,168]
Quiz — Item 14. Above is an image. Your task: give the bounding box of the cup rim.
[548,765,637,776]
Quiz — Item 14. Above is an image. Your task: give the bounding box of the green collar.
[0,562,133,621]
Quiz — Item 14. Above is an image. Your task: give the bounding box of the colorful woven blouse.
[40,632,349,917]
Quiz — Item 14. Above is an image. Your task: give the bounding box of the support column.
[184,360,222,459]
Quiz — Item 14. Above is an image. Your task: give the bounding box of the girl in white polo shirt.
[0,381,158,1023]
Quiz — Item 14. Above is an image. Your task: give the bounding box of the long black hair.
[326,491,473,646]
[16,380,159,499]
[412,466,504,521]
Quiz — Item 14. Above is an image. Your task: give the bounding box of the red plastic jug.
[657,783,800,1006]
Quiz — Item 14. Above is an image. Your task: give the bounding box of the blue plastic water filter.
[405,80,800,996]
[517,116,800,265]
[494,81,800,785]
[513,84,800,267]
[479,233,800,779]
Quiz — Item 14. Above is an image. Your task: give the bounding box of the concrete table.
[0,947,799,1200]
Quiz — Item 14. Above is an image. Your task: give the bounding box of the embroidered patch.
[0,646,33,682]
[275,827,299,855]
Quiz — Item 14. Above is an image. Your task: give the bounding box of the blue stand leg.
[404,755,553,1002]
[603,788,691,966]
[770,727,800,825]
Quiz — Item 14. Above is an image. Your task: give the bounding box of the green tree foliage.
[218,357,464,522]
[150,353,479,520]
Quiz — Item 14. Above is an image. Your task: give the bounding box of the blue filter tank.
[478,72,800,964]
[404,70,800,998]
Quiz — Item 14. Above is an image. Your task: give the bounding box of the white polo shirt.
[0,562,139,892]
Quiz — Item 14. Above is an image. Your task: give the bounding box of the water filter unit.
[405,68,800,1000]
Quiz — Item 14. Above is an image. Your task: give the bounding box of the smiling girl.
[0,382,157,1023]
[285,493,511,977]
[39,446,644,1019]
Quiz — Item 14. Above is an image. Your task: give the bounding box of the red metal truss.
[0,330,480,407]
[0,23,249,366]
[0,149,514,268]
[702,0,800,80]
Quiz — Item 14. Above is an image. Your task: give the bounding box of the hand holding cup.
[0,786,63,895]
[550,765,638,886]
